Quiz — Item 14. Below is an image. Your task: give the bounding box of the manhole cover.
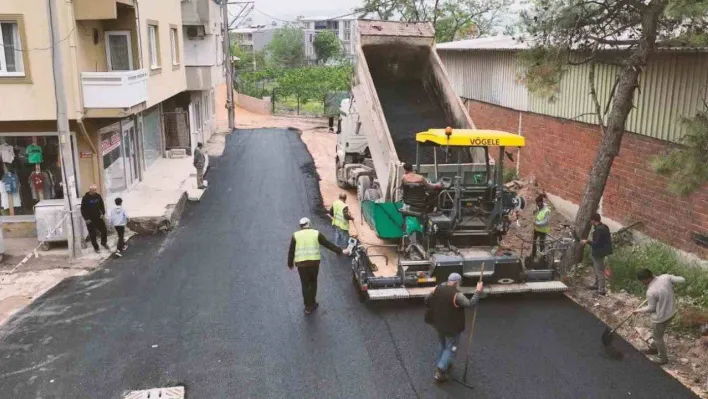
[123,386,185,399]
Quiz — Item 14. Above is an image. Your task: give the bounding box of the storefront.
[99,117,140,204]
[141,106,162,169]
[0,132,80,220]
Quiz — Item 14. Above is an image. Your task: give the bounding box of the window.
[194,99,202,129]
[105,31,133,71]
[0,19,25,77]
[170,26,180,67]
[147,23,160,70]
[210,90,215,116]
[343,28,351,42]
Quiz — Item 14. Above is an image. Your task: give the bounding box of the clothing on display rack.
[43,170,55,199]
[0,143,15,164]
[29,170,45,200]
[2,171,18,194]
[26,144,43,164]
[0,177,21,210]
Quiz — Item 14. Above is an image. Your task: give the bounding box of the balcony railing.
[81,69,148,109]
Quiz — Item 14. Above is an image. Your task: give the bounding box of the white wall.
[184,34,219,66]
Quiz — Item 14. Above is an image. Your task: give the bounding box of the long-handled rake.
[601,299,647,358]
[451,263,485,389]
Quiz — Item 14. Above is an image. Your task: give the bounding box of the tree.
[231,45,267,73]
[276,65,352,114]
[357,0,512,42]
[266,27,306,69]
[652,111,708,196]
[521,0,708,264]
[313,31,341,64]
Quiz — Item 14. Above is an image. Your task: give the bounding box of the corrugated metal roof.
[437,35,708,53]
[437,35,530,51]
[438,49,708,143]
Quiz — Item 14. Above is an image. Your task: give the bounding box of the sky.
[230,0,363,27]
[230,0,526,33]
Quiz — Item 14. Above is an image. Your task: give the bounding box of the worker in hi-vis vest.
[288,217,351,315]
[531,194,551,259]
[328,193,355,248]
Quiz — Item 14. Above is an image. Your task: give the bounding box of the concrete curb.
[127,192,188,235]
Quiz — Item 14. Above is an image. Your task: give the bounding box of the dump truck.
[336,20,568,301]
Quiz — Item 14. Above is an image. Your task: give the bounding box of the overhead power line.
[0,27,75,52]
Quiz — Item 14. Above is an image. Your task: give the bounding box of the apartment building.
[232,26,276,53]
[298,16,356,61]
[0,0,220,232]
[182,0,225,152]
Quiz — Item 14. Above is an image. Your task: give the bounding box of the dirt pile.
[500,177,573,256]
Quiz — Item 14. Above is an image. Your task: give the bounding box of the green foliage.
[652,111,708,196]
[266,27,306,69]
[275,65,352,113]
[502,166,518,183]
[232,45,267,74]
[517,47,566,102]
[313,31,341,64]
[357,0,512,42]
[607,243,708,309]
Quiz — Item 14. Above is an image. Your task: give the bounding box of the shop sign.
[100,132,121,156]
[80,151,93,159]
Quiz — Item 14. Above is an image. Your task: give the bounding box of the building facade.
[0,0,221,235]
[437,37,708,257]
[232,26,277,53]
[181,0,224,152]
[298,16,357,62]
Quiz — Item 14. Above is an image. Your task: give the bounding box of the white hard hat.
[299,217,310,226]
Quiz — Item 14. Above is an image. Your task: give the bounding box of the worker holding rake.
[633,268,685,365]
[424,273,483,383]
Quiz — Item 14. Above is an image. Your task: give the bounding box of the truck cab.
[336,98,376,198]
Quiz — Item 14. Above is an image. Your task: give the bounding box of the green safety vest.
[535,207,550,233]
[331,200,349,231]
[293,229,321,263]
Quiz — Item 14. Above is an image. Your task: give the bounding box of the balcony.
[74,0,134,21]
[81,69,148,109]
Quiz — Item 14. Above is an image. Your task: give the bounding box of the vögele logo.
[469,138,500,146]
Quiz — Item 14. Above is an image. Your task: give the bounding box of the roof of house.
[437,35,530,51]
[436,34,708,53]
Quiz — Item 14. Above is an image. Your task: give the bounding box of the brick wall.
[466,99,708,258]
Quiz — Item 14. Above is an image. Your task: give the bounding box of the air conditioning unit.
[186,25,206,40]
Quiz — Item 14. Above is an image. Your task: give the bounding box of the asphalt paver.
[0,129,697,399]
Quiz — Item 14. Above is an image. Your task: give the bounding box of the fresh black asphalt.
[0,129,697,398]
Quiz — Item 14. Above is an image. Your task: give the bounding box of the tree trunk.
[568,2,666,265]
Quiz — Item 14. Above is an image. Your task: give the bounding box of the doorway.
[121,119,139,188]
[105,31,133,71]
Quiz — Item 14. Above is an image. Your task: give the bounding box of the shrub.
[502,167,518,183]
[607,243,708,308]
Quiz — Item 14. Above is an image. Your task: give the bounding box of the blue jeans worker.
[424,273,483,382]
[329,193,355,248]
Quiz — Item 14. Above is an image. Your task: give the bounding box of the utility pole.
[48,0,83,258]
[223,0,235,130]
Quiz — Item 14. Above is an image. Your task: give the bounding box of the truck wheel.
[363,188,380,201]
[357,175,371,202]
[336,162,349,189]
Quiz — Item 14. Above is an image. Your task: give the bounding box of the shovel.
[601,299,647,349]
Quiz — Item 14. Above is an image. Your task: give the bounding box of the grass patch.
[607,243,708,334]
[276,97,324,116]
[607,243,708,308]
